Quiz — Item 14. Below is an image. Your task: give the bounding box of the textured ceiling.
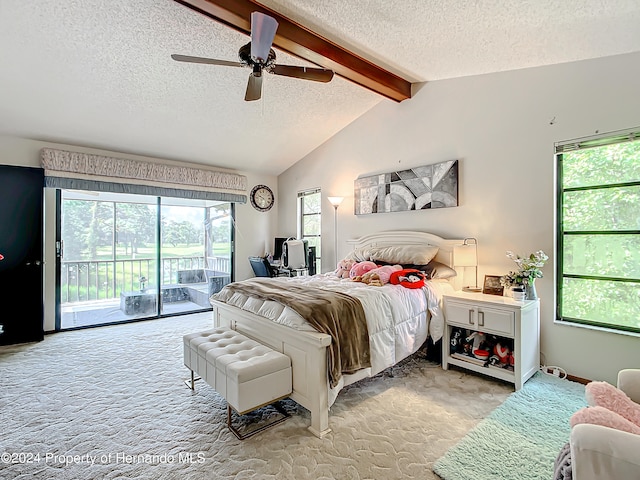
[2,0,640,175]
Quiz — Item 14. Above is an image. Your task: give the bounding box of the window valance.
[41,148,247,203]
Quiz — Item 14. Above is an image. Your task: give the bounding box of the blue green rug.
[433,372,587,480]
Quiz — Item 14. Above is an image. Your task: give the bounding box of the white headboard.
[345,230,463,269]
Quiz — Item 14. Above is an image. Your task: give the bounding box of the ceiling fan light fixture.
[250,12,278,63]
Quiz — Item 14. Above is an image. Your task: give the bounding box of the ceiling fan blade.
[250,12,278,63]
[171,54,243,68]
[245,73,263,101]
[271,65,334,83]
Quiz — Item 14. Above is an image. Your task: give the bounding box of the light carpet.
[1,313,517,480]
[433,371,587,480]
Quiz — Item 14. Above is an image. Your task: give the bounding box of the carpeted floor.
[433,372,587,480]
[1,313,520,479]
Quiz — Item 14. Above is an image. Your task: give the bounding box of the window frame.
[555,127,640,334]
[297,188,321,271]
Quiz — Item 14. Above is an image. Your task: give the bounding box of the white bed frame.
[211,231,463,437]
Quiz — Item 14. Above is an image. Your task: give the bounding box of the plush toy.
[465,331,487,358]
[358,264,403,286]
[507,350,515,368]
[334,258,355,279]
[389,269,426,289]
[349,261,378,280]
[493,341,510,365]
[450,327,464,354]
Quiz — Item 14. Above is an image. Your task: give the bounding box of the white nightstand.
[442,291,540,390]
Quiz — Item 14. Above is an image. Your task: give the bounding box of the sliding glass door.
[58,190,232,330]
[158,198,232,316]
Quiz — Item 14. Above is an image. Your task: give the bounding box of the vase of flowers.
[500,250,548,300]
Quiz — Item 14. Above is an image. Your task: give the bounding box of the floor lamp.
[327,196,344,266]
[453,238,481,292]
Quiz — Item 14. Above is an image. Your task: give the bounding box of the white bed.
[210,231,462,437]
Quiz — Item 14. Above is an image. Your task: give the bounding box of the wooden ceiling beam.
[173,0,413,102]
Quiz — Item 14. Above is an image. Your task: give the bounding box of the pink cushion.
[586,381,640,427]
[571,406,640,435]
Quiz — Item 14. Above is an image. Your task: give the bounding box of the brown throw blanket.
[214,278,370,388]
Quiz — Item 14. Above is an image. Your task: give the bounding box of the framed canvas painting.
[354,160,458,214]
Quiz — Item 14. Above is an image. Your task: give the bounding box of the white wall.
[277,52,640,385]
[0,135,278,332]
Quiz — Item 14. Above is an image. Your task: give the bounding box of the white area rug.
[0,313,513,479]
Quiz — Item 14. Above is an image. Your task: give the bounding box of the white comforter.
[213,273,454,404]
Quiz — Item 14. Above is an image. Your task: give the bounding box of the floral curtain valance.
[40,148,247,202]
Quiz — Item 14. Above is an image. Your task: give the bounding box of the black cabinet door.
[0,165,44,344]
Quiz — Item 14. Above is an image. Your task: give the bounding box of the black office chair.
[248,256,275,277]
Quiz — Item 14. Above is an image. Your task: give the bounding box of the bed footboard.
[211,300,333,438]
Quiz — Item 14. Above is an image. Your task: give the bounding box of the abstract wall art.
[354,160,458,215]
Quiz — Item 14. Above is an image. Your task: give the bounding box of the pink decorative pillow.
[570,406,640,435]
[585,381,640,427]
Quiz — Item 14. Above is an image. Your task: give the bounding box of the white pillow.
[347,244,439,265]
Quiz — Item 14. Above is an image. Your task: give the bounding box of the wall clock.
[249,184,275,212]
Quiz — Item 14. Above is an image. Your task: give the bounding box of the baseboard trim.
[566,374,591,385]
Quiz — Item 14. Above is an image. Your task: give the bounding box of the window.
[556,128,640,334]
[298,189,321,273]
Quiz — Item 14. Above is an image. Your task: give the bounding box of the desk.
[277,267,308,277]
[268,263,308,277]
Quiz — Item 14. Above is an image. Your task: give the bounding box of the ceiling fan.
[171,12,334,101]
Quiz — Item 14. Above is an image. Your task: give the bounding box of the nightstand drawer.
[476,307,514,336]
[445,301,514,336]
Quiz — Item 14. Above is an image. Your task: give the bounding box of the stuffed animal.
[334,258,355,279]
[358,264,402,286]
[465,331,486,354]
[349,261,378,280]
[389,269,426,289]
[493,341,510,365]
[450,328,464,354]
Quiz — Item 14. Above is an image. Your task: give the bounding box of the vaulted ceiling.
[2,0,640,175]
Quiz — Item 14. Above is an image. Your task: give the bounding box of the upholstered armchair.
[570,369,640,480]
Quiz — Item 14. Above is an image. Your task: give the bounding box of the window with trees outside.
[556,128,640,334]
[298,189,321,273]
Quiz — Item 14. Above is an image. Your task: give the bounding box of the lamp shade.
[453,243,477,267]
[328,196,344,207]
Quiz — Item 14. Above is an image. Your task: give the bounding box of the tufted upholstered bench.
[183,328,292,439]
